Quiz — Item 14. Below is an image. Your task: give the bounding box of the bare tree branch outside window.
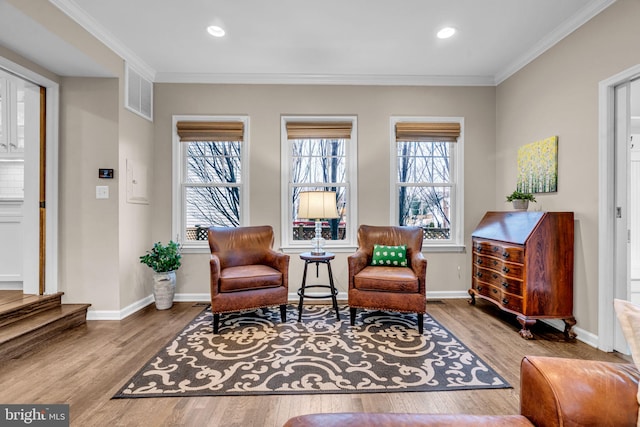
[184,140,241,239]
[397,140,451,240]
[291,138,347,241]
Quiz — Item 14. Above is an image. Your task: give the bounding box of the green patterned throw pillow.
[371,244,407,267]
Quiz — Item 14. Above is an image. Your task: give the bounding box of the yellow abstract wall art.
[517,136,558,193]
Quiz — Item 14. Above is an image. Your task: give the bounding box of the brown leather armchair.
[348,225,427,333]
[208,225,289,334]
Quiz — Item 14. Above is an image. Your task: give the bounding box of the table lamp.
[297,191,339,255]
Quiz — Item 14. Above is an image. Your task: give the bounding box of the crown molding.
[48,0,156,81]
[49,0,615,87]
[495,0,616,85]
[154,72,496,86]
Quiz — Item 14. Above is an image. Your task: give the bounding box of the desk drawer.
[472,278,524,313]
[473,266,523,296]
[473,254,524,279]
[473,239,524,264]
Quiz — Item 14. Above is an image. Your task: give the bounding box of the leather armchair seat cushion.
[219,265,283,292]
[354,266,419,293]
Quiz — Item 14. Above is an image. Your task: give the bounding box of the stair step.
[0,291,64,328]
[0,303,91,362]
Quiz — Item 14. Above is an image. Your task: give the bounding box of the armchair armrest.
[347,250,369,289]
[209,254,221,297]
[409,252,427,293]
[263,250,290,288]
[520,356,639,427]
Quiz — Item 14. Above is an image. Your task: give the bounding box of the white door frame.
[598,64,640,351]
[0,56,59,295]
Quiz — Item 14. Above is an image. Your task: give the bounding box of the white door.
[613,78,640,354]
[0,72,40,294]
[630,134,640,301]
[22,81,41,294]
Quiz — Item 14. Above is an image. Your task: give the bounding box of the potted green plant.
[140,241,182,310]
[506,190,536,211]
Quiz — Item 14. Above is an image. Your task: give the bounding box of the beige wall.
[117,83,156,310]
[2,0,156,313]
[59,75,155,312]
[154,84,497,297]
[59,77,120,310]
[496,0,640,335]
[6,0,638,331]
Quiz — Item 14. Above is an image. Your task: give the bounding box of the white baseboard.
[84,290,599,347]
[426,290,597,347]
[86,295,154,320]
[541,318,597,348]
[427,290,470,300]
[174,293,211,302]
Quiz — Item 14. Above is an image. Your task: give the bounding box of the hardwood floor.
[0,299,629,427]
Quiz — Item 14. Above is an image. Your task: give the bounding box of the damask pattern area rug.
[114,305,509,398]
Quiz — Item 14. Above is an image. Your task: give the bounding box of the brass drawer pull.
[492,273,499,279]
[476,259,483,265]
[502,267,510,273]
[476,272,483,278]
[502,298,509,305]
[492,288,498,294]
[476,245,482,252]
[477,285,483,291]
[502,252,510,259]
[502,282,509,288]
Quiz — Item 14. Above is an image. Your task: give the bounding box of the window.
[391,117,464,249]
[173,116,249,249]
[281,117,358,251]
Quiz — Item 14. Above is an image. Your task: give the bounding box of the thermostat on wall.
[99,168,114,179]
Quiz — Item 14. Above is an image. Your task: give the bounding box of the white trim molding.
[155,72,495,87]
[389,116,465,250]
[86,295,154,320]
[280,115,358,252]
[49,0,155,81]
[598,63,640,352]
[171,115,250,250]
[495,0,617,84]
[85,290,600,347]
[0,55,60,295]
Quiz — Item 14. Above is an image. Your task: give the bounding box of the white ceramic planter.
[153,270,176,310]
[512,200,529,211]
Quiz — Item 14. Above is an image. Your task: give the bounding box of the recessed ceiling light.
[207,25,226,38]
[437,27,456,39]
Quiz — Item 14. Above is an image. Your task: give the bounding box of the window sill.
[183,243,465,254]
[280,246,358,255]
[180,243,210,254]
[422,244,466,253]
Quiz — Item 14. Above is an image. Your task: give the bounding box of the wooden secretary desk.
[469,211,576,339]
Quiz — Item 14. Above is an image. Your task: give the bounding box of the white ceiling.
[0,0,616,85]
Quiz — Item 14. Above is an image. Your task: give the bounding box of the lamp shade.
[297,191,339,220]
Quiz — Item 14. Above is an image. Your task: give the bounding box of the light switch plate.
[96,185,109,199]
